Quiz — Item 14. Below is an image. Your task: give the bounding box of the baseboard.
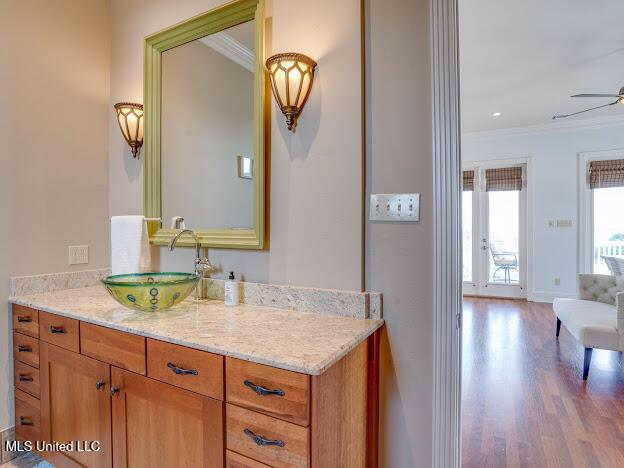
[0,426,17,464]
[527,290,576,303]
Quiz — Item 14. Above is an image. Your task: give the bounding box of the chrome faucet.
[168,229,213,276]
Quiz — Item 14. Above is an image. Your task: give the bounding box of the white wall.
[0,0,110,431]
[463,122,624,301]
[109,0,363,289]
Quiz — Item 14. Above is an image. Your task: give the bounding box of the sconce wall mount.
[114,102,144,158]
[266,53,317,131]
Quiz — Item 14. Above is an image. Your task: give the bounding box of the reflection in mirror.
[161,20,255,230]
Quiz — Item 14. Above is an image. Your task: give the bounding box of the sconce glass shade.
[266,53,317,131]
[114,102,144,158]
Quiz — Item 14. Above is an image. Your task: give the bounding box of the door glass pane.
[593,187,624,274]
[462,191,473,282]
[488,190,519,284]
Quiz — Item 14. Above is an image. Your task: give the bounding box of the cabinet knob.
[110,387,121,396]
[17,316,32,323]
[167,362,198,376]
[95,381,106,390]
[244,380,285,397]
[49,325,66,334]
[243,428,285,447]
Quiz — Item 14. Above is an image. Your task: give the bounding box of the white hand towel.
[111,216,152,275]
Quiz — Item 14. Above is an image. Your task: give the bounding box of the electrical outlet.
[554,277,561,286]
[370,193,420,222]
[68,245,89,265]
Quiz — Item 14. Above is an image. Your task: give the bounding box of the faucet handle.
[195,257,214,275]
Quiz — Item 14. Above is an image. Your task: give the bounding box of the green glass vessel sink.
[102,272,199,312]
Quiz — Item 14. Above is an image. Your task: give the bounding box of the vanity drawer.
[226,450,272,468]
[39,311,79,352]
[12,305,39,338]
[14,360,40,398]
[13,332,39,368]
[147,338,224,400]
[81,322,146,374]
[15,389,41,442]
[226,404,309,468]
[226,358,310,426]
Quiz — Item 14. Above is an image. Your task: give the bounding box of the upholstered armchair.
[553,274,624,379]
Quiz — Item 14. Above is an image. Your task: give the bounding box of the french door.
[462,163,527,299]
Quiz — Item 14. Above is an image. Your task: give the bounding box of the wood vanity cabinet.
[40,342,112,468]
[12,305,379,468]
[111,367,223,467]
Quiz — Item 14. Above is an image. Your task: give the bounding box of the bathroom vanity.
[10,285,382,467]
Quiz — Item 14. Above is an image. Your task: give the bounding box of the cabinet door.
[40,342,112,468]
[111,367,224,468]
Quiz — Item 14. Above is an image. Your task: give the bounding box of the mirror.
[144,0,265,249]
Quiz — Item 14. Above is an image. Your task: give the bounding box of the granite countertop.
[11,286,383,375]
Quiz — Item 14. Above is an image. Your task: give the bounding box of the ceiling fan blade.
[552,99,620,120]
[571,93,622,98]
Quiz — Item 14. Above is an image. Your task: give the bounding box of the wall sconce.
[266,53,317,131]
[114,102,144,158]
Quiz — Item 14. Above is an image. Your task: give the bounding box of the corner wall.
[366,0,434,465]
[0,0,111,431]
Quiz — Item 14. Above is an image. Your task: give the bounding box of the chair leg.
[583,348,593,380]
[556,318,561,337]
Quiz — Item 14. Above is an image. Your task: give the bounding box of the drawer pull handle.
[18,345,32,352]
[95,381,106,390]
[18,374,34,382]
[19,417,34,426]
[17,316,32,323]
[49,326,66,334]
[244,380,285,397]
[167,362,198,376]
[243,428,285,448]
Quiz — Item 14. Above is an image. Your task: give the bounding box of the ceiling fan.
[552,86,624,120]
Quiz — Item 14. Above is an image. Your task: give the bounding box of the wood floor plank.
[462,297,624,468]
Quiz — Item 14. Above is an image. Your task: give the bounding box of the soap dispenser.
[224,271,240,306]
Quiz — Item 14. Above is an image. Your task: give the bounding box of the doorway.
[462,162,527,299]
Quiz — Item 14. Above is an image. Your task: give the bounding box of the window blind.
[588,159,624,189]
[463,170,474,191]
[485,167,523,192]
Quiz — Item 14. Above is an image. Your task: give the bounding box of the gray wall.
[0,0,111,431]
[110,0,364,287]
[366,0,434,466]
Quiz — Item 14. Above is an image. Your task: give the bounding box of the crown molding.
[200,32,254,72]
[463,114,624,141]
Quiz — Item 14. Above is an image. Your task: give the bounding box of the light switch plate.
[370,193,420,221]
[68,245,89,265]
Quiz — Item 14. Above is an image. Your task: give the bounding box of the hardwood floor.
[461,297,624,468]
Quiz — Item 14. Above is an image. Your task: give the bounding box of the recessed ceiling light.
[492,112,501,117]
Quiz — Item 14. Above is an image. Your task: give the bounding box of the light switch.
[370,194,420,221]
[556,219,573,228]
[69,245,89,265]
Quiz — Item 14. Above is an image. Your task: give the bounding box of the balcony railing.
[594,241,624,273]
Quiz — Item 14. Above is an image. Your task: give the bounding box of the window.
[580,154,624,274]
[462,190,473,282]
[592,186,624,274]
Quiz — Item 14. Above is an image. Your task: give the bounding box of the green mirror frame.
[144,0,266,249]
